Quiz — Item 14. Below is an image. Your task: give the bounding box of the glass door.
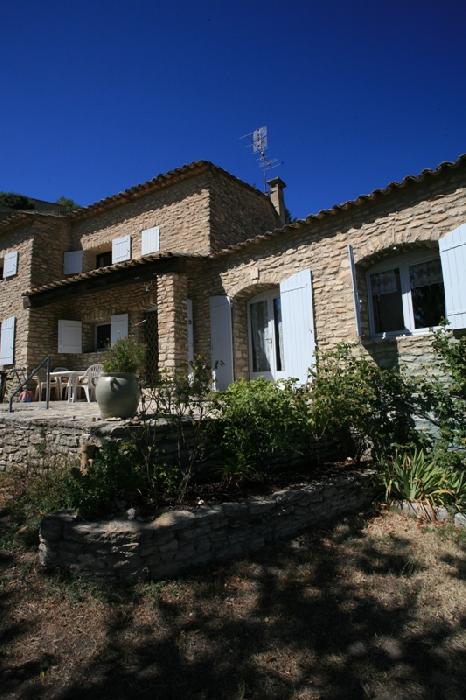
[248,290,285,380]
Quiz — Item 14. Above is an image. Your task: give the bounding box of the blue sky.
[1,1,466,219]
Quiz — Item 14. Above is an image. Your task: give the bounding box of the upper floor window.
[96,251,112,268]
[367,251,445,336]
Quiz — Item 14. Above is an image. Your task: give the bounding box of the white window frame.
[366,250,445,339]
[247,288,286,381]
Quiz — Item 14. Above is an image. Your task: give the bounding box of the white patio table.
[48,370,86,403]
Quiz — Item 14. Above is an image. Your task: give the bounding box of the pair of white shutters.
[63,228,160,274]
[3,251,18,278]
[57,315,129,353]
[209,269,315,390]
[0,316,16,365]
[347,225,466,335]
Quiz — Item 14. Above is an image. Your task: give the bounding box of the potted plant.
[96,337,146,419]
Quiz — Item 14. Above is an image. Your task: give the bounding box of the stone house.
[1,155,465,391]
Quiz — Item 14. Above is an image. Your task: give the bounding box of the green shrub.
[307,344,420,461]
[102,337,146,374]
[382,448,466,510]
[416,327,466,469]
[214,378,308,479]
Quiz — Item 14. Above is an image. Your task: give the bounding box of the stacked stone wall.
[207,170,279,251]
[39,470,376,581]
[0,223,36,370]
[190,169,466,377]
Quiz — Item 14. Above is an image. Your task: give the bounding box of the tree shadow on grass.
[4,513,466,700]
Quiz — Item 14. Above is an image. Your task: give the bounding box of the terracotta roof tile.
[210,153,466,257]
[24,252,203,296]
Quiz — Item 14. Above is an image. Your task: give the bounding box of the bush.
[416,327,466,469]
[307,344,420,461]
[214,378,309,480]
[102,337,146,374]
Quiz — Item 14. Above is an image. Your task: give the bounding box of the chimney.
[268,177,287,225]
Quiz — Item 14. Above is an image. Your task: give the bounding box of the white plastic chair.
[76,364,103,402]
[34,367,61,401]
[53,367,69,400]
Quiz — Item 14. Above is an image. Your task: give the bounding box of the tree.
[0,192,36,210]
[56,196,82,212]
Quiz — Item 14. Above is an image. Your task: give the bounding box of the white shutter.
[111,314,129,345]
[58,320,82,353]
[209,296,234,390]
[187,299,194,366]
[0,316,16,365]
[439,224,466,329]
[112,235,132,264]
[280,269,316,385]
[3,251,18,278]
[63,251,83,275]
[141,226,160,255]
[347,244,362,337]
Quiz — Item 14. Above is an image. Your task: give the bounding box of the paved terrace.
[0,400,103,423]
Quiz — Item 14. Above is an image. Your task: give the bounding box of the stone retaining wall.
[39,470,376,582]
[0,411,343,476]
[0,414,196,475]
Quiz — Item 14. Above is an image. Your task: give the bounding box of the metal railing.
[8,356,51,413]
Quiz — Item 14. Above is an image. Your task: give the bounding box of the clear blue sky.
[1,1,466,219]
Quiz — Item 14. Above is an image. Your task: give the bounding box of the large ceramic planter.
[96,372,140,419]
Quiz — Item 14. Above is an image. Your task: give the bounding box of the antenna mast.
[241,126,282,192]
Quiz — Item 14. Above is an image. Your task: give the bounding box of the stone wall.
[27,279,151,370]
[207,169,279,252]
[39,469,375,582]
[69,167,278,270]
[71,174,212,268]
[0,221,34,369]
[0,413,199,475]
[190,167,466,377]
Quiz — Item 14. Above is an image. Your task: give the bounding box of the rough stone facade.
[39,469,375,581]
[0,162,278,378]
[0,411,201,475]
[2,158,466,384]
[190,167,466,378]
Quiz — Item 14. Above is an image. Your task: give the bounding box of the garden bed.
[39,468,376,582]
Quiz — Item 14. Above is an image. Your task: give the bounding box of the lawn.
[1,484,466,699]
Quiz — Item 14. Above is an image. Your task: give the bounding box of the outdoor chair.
[75,364,103,402]
[34,367,61,401]
[53,367,69,400]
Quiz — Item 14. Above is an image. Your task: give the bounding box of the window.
[367,252,445,336]
[248,289,285,379]
[0,259,3,280]
[96,251,112,269]
[95,323,111,351]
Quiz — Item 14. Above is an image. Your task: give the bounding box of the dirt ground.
[1,488,466,699]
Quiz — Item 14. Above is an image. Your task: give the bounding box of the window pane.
[96,324,111,351]
[96,251,112,268]
[370,268,404,333]
[410,259,445,329]
[250,300,271,372]
[273,297,285,371]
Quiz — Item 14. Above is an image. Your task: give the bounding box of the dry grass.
[1,481,466,699]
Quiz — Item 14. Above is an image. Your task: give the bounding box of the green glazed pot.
[96,373,140,419]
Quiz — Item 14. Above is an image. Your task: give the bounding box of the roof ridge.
[211,153,466,258]
[68,160,272,220]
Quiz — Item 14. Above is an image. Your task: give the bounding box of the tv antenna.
[241,126,282,192]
